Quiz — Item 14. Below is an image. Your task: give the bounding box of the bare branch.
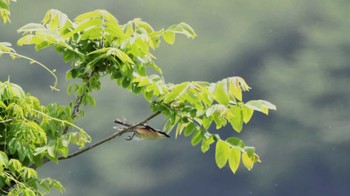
[58,111,161,160]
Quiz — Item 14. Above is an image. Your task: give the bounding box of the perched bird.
[113,119,170,140]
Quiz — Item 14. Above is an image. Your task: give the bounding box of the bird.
[113,119,170,140]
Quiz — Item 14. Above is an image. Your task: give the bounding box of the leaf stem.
[2,51,59,91]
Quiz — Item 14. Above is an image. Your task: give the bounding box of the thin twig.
[63,70,97,134]
[58,111,161,160]
[0,119,14,123]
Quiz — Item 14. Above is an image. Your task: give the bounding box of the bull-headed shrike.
[114,119,170,140]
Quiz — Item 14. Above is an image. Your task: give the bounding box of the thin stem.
[32,109,83,131]
[58,111,161,160]
[0,118,14,123]
[2,51,59,91]
[63,69,97,134]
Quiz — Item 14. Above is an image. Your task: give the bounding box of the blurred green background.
[1,0,350,195]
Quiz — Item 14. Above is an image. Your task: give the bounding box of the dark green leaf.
[225,137,245,149]
[184,122,196,137]
[122,77,131,88]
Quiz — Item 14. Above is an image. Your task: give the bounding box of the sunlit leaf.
[229,106,243,133]
[17,23,47,33]
[191,129,203,146]
[226,137,245,150]
[162,30,175,45]
[228,148,241,173]
[0,151,9,167]
[23,188,36,196]
[184,122,196,137]
[215,140,230,168]
[214,81,230,105]
[201,135,215,153]
[242,152,254,171]
[167,22,197,39]
[245,100,276,115]
[163,82,190,103]
[242,105,254,123]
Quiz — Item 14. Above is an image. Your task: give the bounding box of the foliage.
[1,7,275,195]
[0,0,16,23]
[0,80,90,195]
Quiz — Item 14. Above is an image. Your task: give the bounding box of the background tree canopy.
[1,0,349,195]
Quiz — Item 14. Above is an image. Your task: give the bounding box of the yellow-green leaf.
[215,140,230,169]
[229,106,243,133]
[201,135,215,153]
[242,105,254,123]
[163,82,189,103]
[0,151,9,167]
[191,129,203,146]
[228,148,241,173]
[214,81,230,105]
[163,30,175,45]
[245,100,276,115]
[242,152,254,171]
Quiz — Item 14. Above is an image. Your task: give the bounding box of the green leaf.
[167,22,197,39]
[162,30,176,45]
[242,152,254,171]
[184,122,196,137]
[228,148,241,173]
[244,146,256,158]
[122,77,131,88]
[17,23,47,33]
[23,188,36,196]
[23,167,38,179]
[163,82,189,103]
[9,159,22,172]
[191,129,203,146]
[148,62,163,74]
[229,106,243,133]
[227,77,243,101]
[245,100,276,115]
[68,19,103,36]
[175,123,186,138]
[109,48,134,64]
[226,137,245,150]
[214,81,230,105]
[201,116,212,129]
[215,140,230,169]
[0,0,9,10]
[47,140,56,159]
[201,135,215,153]
[0,151,9,167]
[242,105,254,123]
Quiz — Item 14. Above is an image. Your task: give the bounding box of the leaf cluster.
[0,81,89,194]
[16,9,276,173]
[0,0,16,23]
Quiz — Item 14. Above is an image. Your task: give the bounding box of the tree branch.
[58,111,161,160]
[63,70,97,134]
